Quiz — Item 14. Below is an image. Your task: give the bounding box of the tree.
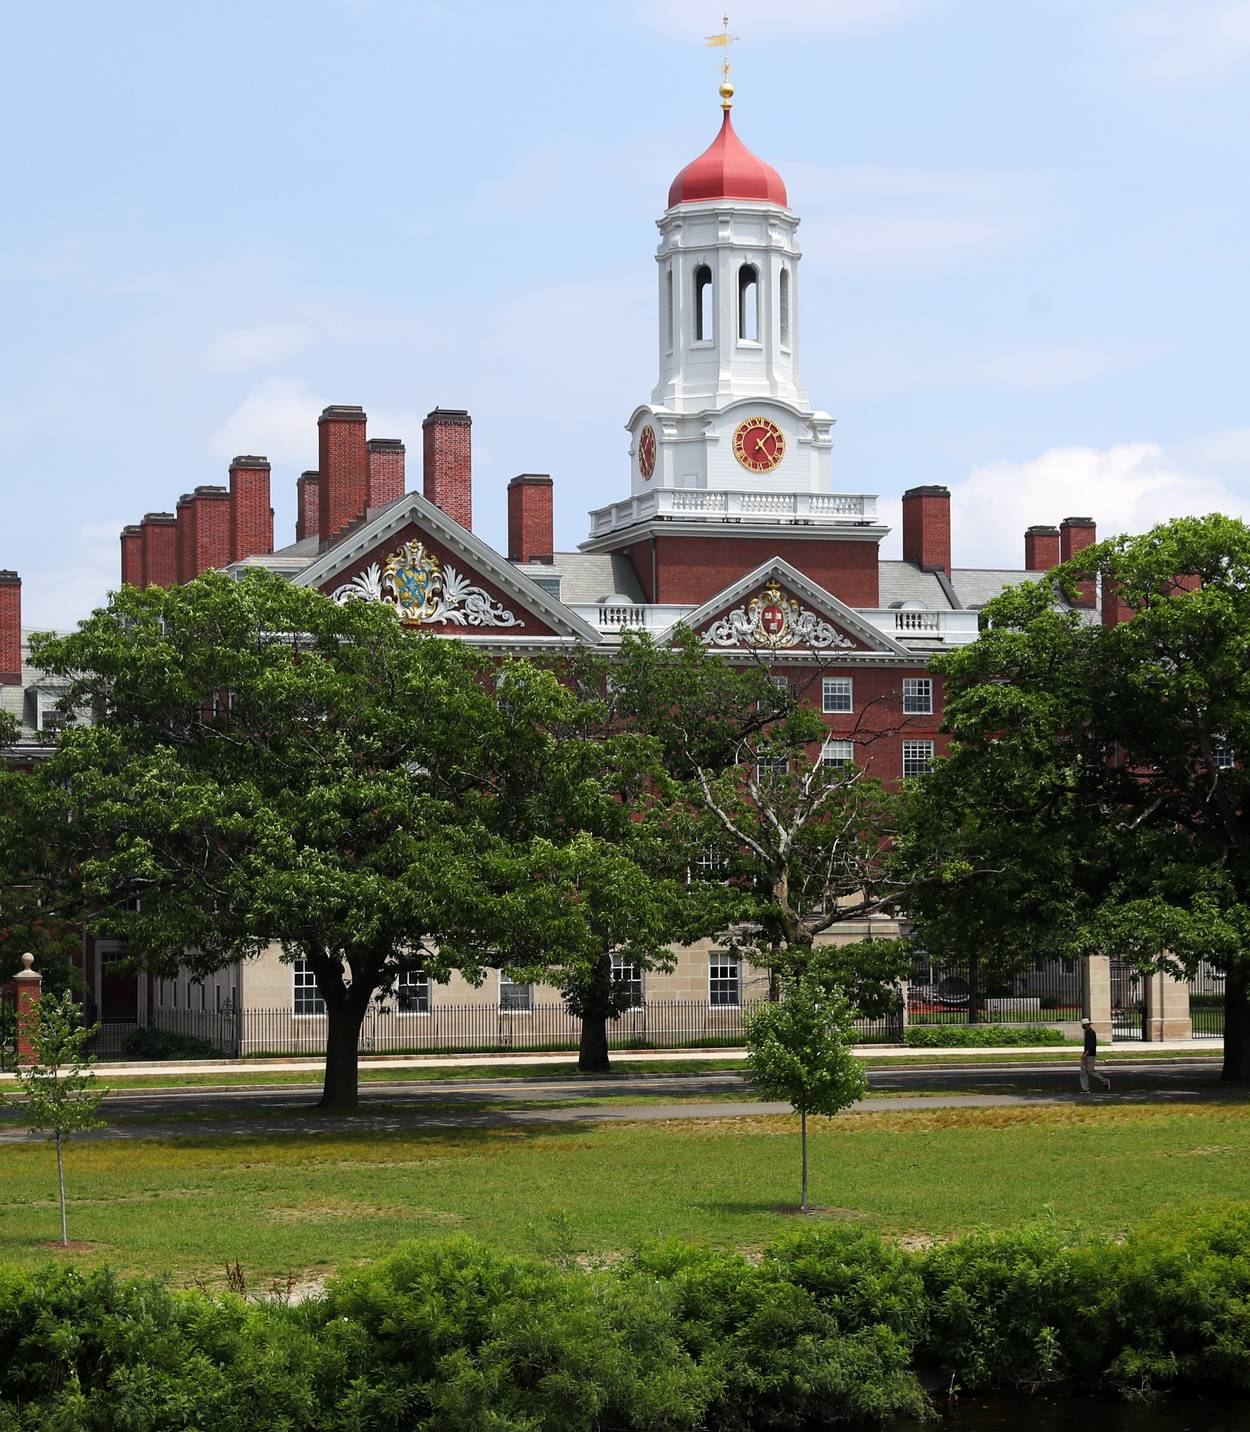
[906,514,1250,1083]
[611,630,913,993]
[744,979,868,1212]
[23,572,669,1111]
[6,991,107,1246]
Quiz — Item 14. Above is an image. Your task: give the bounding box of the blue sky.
[4,0,1249,628]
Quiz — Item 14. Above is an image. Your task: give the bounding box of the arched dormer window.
[779,268,791,349]
[694,264,713,342]
[738,264,759,342]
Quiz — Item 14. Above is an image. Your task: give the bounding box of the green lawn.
[1,1101,1246,1288]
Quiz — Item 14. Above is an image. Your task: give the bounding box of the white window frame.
[822,677,853,714]
[611,955,644,1011]
[499,972,534,1014]
[35,689,69,733]
[821,739,855,770]
[1212,736,1235,771]
[293,959,325,1017]
[902,740,935,778]
[756,753,789,781]
[903,677,934,715]
[396,967,432,1016]
[709,952,741,1008]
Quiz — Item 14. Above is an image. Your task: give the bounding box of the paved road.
[0,1058,1238,1144]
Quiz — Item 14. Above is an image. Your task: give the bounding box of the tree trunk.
[320,999,367,1113]
[1222,969,1250,1085]
[800,1108,808,1214]
[55,1131,67,1246]
[577,949,613,1073]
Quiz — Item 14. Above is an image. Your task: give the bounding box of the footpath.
[0,1038,1217,1082]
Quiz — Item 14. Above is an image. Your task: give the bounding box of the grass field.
[1,1101,1246,1288]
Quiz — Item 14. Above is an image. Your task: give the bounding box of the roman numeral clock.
[732,416,785,474]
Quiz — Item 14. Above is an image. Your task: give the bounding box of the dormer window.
[738,264,759,342]
[694,264,713,342]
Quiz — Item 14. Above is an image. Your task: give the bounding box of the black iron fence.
[85,998,905,1062]
[1189,965,1225,1040]
[907,957,1084,1026]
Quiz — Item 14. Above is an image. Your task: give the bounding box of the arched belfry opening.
[738,264,759,342]
[694,264,713,342]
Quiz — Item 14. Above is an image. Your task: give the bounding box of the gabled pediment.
[663,557,910,656]
[293,494,602,644]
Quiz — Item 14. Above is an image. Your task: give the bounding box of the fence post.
[1082,953,1113,1043]
[1144,968,1192,1042]
[9,953,43,1063]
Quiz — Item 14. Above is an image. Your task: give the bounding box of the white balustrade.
[588,488,879,536]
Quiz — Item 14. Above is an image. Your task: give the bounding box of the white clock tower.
[582,73,882,554]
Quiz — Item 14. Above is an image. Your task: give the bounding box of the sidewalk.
[0,1039,1220,1081]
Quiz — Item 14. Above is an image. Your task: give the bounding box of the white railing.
[569,603,694,634]
[588,488,879,536]
[860,609,980,645]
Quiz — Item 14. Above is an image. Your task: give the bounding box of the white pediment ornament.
[332,540,523,629]
[704,582,853,650]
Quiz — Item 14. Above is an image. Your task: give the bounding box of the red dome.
[667,111,788,209]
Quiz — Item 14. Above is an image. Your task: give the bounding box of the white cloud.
[1115,1,1250,83]
[946,440,1250,569]
[208,378,325,466]
[202,323,312,374]
[21,521,125,633]
[633,0,930,36]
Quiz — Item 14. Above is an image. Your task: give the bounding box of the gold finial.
[705,13,739,109]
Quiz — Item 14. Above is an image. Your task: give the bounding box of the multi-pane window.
[902,740,935,778]
[500,973,533,1013]
[902,677,934,715]
[35,690,69,733]
[689,846,730,883]
[1212,737,1235,770]
[822,740,855,770]
[822,677,852,714]
[397,967,431,1014]
[710,952,741,1007]
[611,956,644,1010]
[756,753,789,780]
[293,959,325,1016]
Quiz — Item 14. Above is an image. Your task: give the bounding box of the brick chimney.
[228,456,273,563]
[0,571,20,686]
[1060,516,1097,608]
[1101,577,1135,629]
[120,525,143,588]
[901,485,951,574]
[367,438,405,509]
[422,408,472,531]
[176,494,195,583]
[318,405,369,544]
[140,513,179,589]
[1024,525,1061,573]
[177,487,231,581]
[508,475,554,564]
[296,471,320,543]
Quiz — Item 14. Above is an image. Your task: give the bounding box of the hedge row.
[2,1204,1249,1429]
[905,1023,1070,1047]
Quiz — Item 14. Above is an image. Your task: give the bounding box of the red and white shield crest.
[760,603,787,639]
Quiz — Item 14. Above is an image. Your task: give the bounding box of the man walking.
[1080,1017,1111,1093]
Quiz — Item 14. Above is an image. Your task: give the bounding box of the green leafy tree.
[612,629,913,994]
[7,991,107,1246]
[907,513,1250,1082]
[745,979,868,1212]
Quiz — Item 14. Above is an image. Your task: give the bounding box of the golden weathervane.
[705,13,739,109]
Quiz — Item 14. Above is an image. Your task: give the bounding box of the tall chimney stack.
[1024,525,1061,572]
[0,571,20,686]
[422,408,472,531]
[229,456,273,563]
[507,475,554,565]
[296,471,320,543]
[120,525,143,588]
[140,513,179,589]
[1060,517,1097,608]
[901,485,951,574]
[176,494,196,584]
[318,405,369,544]
[367,438,405,509]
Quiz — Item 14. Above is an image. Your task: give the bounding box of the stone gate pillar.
[1145,969,1192,1042]
[1082,953,1113,1043]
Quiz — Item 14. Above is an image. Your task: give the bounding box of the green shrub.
[904,1023,1069,1048]
[120,1026,223,1061]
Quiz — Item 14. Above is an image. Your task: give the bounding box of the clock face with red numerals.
[732,417,785,474]
[638,425,657,479]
